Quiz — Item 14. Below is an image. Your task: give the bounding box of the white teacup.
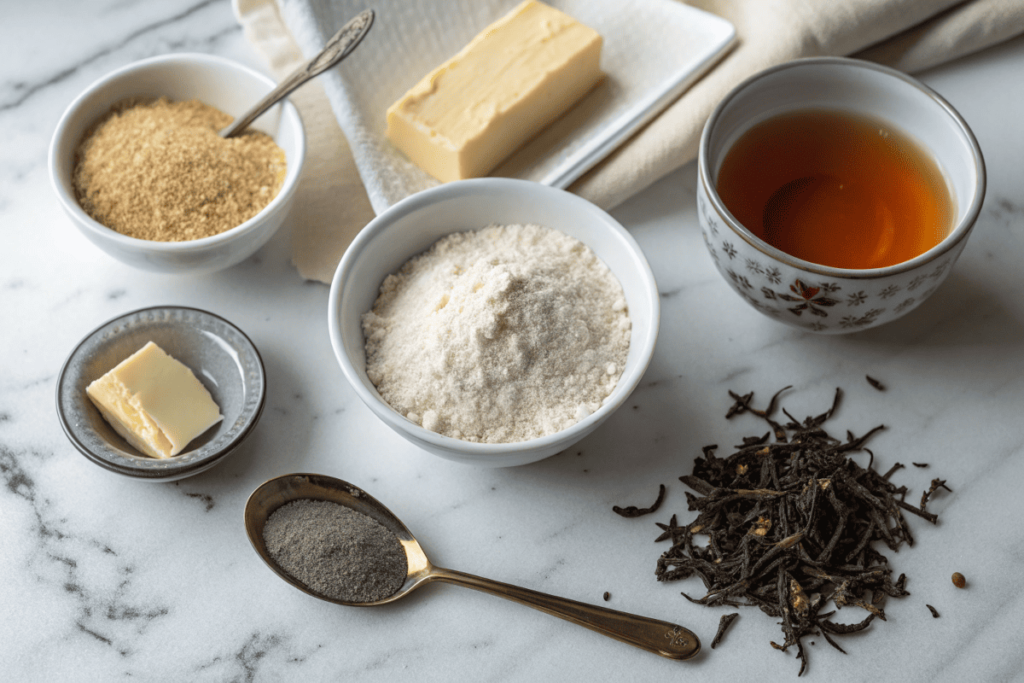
[697,57,985,333]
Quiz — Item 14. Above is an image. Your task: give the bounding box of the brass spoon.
[244,473,701,660]
[220,9,374,138]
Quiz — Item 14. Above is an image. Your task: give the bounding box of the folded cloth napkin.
[235,0,1024,283]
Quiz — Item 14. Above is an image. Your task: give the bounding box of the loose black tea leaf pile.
[654,387,950,676]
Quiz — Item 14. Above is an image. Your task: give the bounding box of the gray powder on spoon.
[263,499,407,603]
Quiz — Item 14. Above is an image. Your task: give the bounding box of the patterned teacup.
[697,57,985,333]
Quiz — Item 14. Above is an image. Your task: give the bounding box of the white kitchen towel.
[235,0,1024,283]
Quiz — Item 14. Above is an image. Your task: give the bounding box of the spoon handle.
[220,9,375,138]
[429,567,700,660]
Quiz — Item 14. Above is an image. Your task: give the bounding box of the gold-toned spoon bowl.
[244,473,700,660]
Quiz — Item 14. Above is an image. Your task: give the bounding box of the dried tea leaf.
[711,613,739,649]
[866,375,885,391]
[613,484,666,518]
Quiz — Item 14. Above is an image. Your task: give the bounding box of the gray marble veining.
[2,1,1024,681]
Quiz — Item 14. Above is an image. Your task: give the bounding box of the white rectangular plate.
[279,0,736,211]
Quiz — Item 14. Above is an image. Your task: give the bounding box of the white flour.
[362,224,631,443]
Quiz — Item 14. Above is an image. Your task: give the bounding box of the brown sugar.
[73,97,287,242]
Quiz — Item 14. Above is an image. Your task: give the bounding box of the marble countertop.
[3,2,1023,681]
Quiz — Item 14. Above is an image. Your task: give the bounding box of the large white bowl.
[48,53,305,275]
[328,179,659,468]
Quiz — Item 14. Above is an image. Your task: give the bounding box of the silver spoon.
[244,473,701,660]
[220,9,374,138]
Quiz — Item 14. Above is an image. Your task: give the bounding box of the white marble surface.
[2,2,1023,681]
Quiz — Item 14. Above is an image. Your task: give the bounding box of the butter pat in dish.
[385,0,603,183]
[86,341,223,458]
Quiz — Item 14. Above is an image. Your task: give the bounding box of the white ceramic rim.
[47,53,306,251]
[698,56,987,280]
[327,178,660,457]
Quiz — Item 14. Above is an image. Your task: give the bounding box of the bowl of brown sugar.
[49,53,305,275]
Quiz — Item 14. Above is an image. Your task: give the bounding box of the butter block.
[386,0,603,182]
[86,341,223,458]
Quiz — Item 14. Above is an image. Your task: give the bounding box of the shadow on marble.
[611,162,700,228]
[206,216,298,288]
[171,342,318,497]
[843,270,1023,349]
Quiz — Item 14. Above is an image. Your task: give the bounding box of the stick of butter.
[86,341,223,459]
[386,0,604,182]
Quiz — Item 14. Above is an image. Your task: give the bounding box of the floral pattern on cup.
[696,175,967,334]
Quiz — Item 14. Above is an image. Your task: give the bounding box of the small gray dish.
[57,306,266,481]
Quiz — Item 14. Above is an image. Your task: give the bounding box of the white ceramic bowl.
[328,179,659,468]
[48,53,305,275]
[697,57,985,333]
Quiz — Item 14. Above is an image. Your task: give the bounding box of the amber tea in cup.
[716,109,953,270]
[697,57,985,333]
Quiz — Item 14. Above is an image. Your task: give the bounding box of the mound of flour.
[362,223,631,444]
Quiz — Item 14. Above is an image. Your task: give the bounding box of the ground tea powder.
[362,223,631,443]
[263,499,407,603]
[73,97,286,241]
